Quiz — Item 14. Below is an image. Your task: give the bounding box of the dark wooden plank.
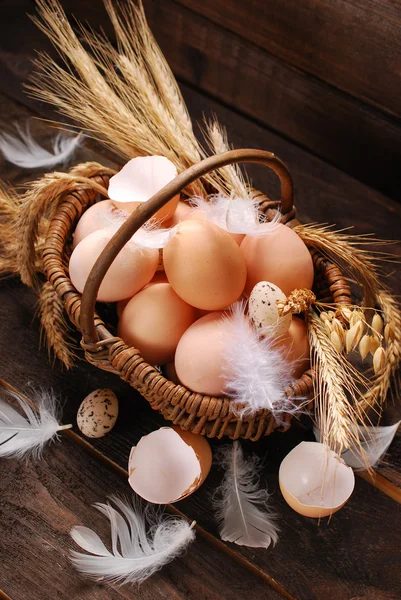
[1,91,401,600]
[175,0,401,120]
[0,437,281,600]
[2,0,401,199]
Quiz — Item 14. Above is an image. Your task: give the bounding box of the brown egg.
[240,223,314,296]
[163,361,180,384]
[276,316,310,379]
[116,297,130,318]
[188,208,245,245]
[144,272,169,288]
[69,229,159,302]
[169,200,193,225]
[164,220,247,310]
[72,200,117,248]
[174,312,228,396]
[118,282,197,365]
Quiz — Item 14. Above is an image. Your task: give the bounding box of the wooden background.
[1,1,401,599]
[4,0,401,200]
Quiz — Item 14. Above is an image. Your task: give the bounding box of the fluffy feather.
[104,206,180,249]
[314,422,401,470]
[0,124,81,168]
[0,387,70,459]
[71,496,196,585]
[189,193,279,236]
[222,302,302,422]
[214,442,279,548]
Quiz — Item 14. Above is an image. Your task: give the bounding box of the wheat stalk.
[309,310,372,461]
[295,223,398,303]
[203,118,250,198]
[297,223,401,412]
[38,281,77,369]
[28,0,210,196]
[15,163,112,288]
[359,289,401,411]
[0,182,21,276]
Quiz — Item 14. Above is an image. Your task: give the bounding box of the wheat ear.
[16,163,112,288]
[203,118,250,198]
[360,289,401,411]
[38,282,77,369]
[0,182,22,276]
[309,310,371,461]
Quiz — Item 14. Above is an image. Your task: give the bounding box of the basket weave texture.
[42,152,352,440]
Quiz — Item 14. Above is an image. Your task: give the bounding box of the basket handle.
[80,148,293,343]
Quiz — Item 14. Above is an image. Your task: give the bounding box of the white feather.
[189,193,280,236]
[222,302,304,423]
[0,388,69,459]
[0,124,81,168]
[71,496,196,585]
[314,422,401,470]
[214,442,279,548]
[102,204,179,249]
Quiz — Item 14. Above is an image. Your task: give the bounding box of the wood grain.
[175,0,401,119]
[0,437,281,600]
[2,0,401,199]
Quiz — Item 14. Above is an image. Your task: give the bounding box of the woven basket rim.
[41,165,353,440]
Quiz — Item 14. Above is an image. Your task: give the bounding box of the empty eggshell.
[69,229,159,302]
[279,441,355,518]
[174,312,229,396]
[240,223,314,296]
[108,155,180,222]
[128,426,212,503]
[72,200,122,248]
[118,282,197,365]
[77,389,119,438]
[164,220,247,310]
[249,281,292,336]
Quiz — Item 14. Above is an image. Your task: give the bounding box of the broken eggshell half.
[108,155,180,223]
[128,426,212,504]
[279,441,355,518]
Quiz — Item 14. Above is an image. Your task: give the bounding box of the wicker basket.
[42,149,352,440]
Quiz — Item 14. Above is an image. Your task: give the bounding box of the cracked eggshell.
[77,389,119,438]
[279,441,355,518]
[108,155,180,222]
[249,281,291,336]
[128,426,212,504]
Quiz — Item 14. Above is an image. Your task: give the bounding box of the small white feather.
[0,388,69,459]
[102,204,179,249]
[314,422,401,470]
[214,442,279,548]
[71,496,196,585]
[222,302,303,423]
[189,193,280,236]
[0,124,81,168]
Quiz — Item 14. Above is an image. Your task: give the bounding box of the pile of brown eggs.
[69,156,315,397]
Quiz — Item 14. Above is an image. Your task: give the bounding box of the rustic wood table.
[1,3,401,599]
